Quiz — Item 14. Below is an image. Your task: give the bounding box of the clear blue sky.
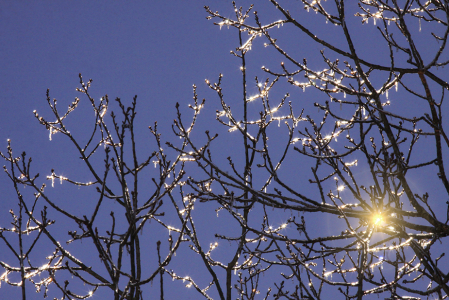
[0,2,282,298]
[1,1,446,299]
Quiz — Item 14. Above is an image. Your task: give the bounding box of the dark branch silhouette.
[2,1,449,299]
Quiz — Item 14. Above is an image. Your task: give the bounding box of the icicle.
[419,18,421,32]
[388,20,390,26]
[395,81,398,92]
[374,17,376,26]
[386,89,389,99]
[343,91,346,98]
[278,119,281,127]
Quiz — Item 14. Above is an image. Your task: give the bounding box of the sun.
[373,213,383,225]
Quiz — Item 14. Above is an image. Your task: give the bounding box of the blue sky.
[0,2,277,298]
[1,1,448,299]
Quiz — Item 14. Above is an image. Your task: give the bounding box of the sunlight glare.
[373,213,383,225]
